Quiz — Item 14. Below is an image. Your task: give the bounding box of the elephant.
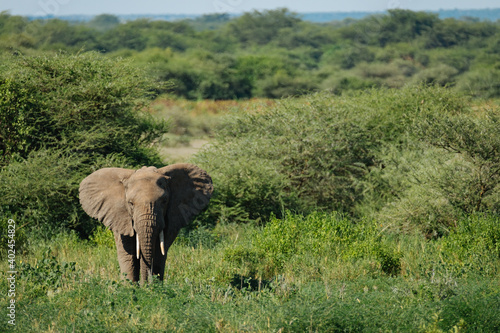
[79,164,213,284]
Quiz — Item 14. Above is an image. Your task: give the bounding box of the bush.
[148,51,253,100]
[456,69,500,98]
[441,214,500,267]
[323,44,375,69]
[413,99,500,215]
[412,64,459,86]
[254,71,318,98]
[89,225,115,249]
[0,52,168,237]
[0,149,89,236]
[253,211,401,275]
[195,85,474,224]
[195,91,381,221]
[0,52,166,165]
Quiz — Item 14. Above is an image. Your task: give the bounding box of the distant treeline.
[1,8,499,99]
[24,8,500,23]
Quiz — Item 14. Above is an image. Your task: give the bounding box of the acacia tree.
[415,107,500,214]
[0,52,168,236]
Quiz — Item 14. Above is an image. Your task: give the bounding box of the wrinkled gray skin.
[79,164,213,284]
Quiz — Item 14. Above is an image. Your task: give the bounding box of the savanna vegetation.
[1,9,500,99]
[0,8,499,332]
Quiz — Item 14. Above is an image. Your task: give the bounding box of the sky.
[1,0,499,16]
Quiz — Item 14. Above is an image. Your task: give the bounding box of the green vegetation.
[1,212,499,331]
[1,9,500,99]
[0,8,499,332]
[0,52,168,239]
[194,86,500,236]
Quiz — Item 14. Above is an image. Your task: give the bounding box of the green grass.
[2,212,499,332]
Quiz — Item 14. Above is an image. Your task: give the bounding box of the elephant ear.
[158,163,213,229]
[79,168,135,236]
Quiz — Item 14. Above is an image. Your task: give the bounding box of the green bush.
[456,69,500,98]
[0,52,166,165]
[358,86,500,236]
[0,52,168,237]
[253,211,401,275]
[413,100,500,215]
[322,44,375,69]
[412,64,459,86]
[89,225,115,249]
[441,214,500,261]
[195,85,476,225]
[195,91,383,221]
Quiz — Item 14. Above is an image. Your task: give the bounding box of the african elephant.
[79,164,213,284]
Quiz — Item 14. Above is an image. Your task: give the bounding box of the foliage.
[0,52,168,237]
[89,225,115,249]
[226,8,302,46]
[18,249,77,298]
[0,52,167,164]
[0,149,90,236]
[195,85,491,233]
[440,214,500,270]
[1,10,500,99]
[456,69,500,98]
[253,211,401,275]
[1,214,499,332]
[195,91,383,221]
[414,100,500,214]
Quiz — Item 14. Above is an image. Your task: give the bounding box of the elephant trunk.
[135,208,161,284]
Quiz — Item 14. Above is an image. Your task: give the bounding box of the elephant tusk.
[160,230,165,256]
[136,235,140,260]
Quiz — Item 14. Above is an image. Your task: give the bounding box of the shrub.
[254,72,318,98]
[412,64,459,86]
[321,72,378,93]
[195,91,382,221]
[376,183,461,238]
[253,211,401,275]
[195,85,472,224]
[0,52,168,237]
[0,52,167,165]
[456,69,500,98]
[89,225,115,249]
[413,100,500,215]
[254,211,355,260]
[323,44,376,69]
[440,213,500,270]
[0,149,89,236]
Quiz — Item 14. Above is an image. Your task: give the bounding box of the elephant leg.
[152,227,180,281]
[114,232,140,282]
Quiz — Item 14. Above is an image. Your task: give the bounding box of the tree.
[0,52,168,236]
[228,8,301,45]
[88,14,120,32]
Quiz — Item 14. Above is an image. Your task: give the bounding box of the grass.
[1,212,499,332]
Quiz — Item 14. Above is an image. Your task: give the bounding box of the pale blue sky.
[2,0,499,16]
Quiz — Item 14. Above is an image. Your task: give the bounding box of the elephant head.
[79,164,213,283]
